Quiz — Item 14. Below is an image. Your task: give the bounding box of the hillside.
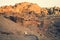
[0,2,60,40]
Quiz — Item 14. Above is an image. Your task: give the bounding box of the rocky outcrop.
[0,2,48,16]
[0,2,60,40]
[0,2,48,27]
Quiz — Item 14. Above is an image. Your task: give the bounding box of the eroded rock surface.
[0,2,60,40]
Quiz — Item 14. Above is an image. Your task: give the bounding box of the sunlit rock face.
[0,2,60,40]
[0,2,48,27]
[0,2,48,16]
